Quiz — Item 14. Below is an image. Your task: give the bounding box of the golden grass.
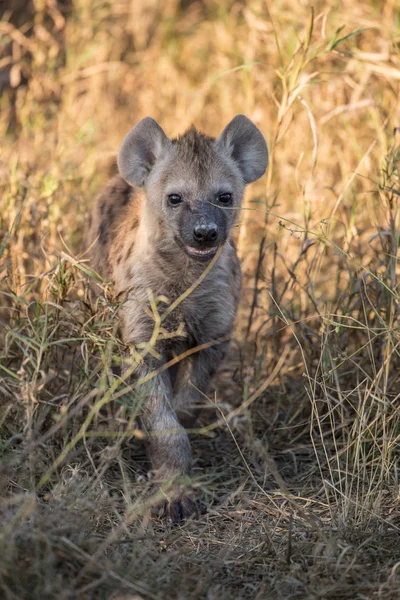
[0,1,400,598]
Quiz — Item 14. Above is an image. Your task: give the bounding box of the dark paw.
[169,494,199,523]
[151,492,199,523]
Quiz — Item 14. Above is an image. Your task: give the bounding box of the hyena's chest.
[181,277,239,347]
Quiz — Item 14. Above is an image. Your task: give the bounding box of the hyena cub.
[88,115,268,522]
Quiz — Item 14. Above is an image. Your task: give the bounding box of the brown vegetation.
[0,1,399,598]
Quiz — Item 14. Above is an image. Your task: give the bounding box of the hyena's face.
[144,133,247,262]
[118,115,268,262]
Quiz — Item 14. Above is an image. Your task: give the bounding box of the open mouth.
[184,245,218,261]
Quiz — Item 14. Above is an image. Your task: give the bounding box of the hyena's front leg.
[134,362,198,522]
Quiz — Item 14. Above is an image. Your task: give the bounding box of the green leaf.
[326,26,371,51]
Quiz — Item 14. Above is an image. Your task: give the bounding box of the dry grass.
[1,1,400,598]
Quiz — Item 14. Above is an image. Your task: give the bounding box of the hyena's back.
[88,175,139,280]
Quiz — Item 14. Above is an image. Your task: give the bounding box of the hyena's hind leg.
[173,342,230,427]
[134,362,198,522]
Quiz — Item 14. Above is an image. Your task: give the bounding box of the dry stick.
[320,99,375,125]
[60,61,126,84]
[299,95,318,179]
[0,22,37,52]
[138,334,231,386]
[286,512,293,564]
[246,234,266,337]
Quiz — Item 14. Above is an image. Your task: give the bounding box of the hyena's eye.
[219,193,232,205]
[168,194,183,206]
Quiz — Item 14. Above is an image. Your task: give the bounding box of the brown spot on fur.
[99,223,107,245]
[125,241,135,261]
[121,186,132,206]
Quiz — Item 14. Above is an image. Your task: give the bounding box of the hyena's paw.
[151,488,199,523]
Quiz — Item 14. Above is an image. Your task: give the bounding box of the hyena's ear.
[117,117,172,187]
[215,115,268,184]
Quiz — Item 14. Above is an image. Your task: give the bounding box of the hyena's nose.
[193,223,218,244]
